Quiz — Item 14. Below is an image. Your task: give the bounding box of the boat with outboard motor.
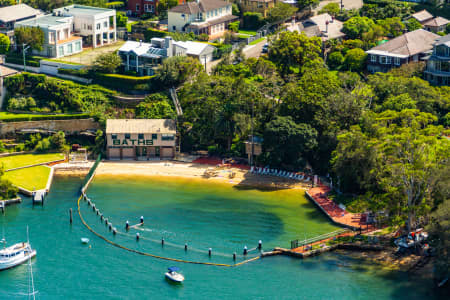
[165,267,184,283]
[0,240,36,271]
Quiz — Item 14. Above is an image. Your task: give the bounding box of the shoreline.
[55,161,312,190]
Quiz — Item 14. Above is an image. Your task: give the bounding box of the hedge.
[144,28,166,41]
[5,55,40,67]
[93,73,155,91]
[0,112,91,122]
[58,68,90,78]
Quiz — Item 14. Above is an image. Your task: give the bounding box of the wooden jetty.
[32,190,46,205]
[0,197,22,212]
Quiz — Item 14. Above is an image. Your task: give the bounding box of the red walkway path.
[308,186,369,230]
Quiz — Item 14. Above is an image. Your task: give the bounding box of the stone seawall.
[0,118,100,136]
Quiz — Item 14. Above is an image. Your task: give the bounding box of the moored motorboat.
[165,267,184,283]
[0,241,36,271]
[81,238,90,244]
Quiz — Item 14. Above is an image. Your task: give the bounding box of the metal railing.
[290,228,350,249]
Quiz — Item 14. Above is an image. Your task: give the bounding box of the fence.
[290,228,350,249]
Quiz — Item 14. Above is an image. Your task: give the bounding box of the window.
[136,4,140,11]
[394,57,400,66]
[215,9,218,16]
[138,134,144,139]
[112,134,117,140]
[152,134,157,140]
[88,25,92,30]
[144,4,149,12]
[172,25,176,31]
[125,133,131,139]
[370,55,376,62]
[162,134,175,141]
[219,8,222,14]
[75,41,81,51]
[67,43,72,54]
[59,46,64,56]
[150,5,154,12]
[104,21,107,28]
[380,56,391,64]
[206,11,209,18]
[96,23,101,30]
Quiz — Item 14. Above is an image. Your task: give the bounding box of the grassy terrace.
[4,165,51,191]
[0,153,64,170]
[0,112,90,122]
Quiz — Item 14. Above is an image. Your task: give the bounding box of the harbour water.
[0,175,439,299]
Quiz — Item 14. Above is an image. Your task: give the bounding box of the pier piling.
[69,208,73,224]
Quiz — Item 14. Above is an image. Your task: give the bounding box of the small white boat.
[165,267,184,283]
[0,240,37,271]
[81,238,90,244]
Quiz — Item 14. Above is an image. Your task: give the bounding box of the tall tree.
[268,31,322,75]
[14,27,44,51]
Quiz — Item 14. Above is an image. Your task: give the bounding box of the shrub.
[0,33,10,54]
[243,12,265,30]
[93,73,155,91]
[228,21,240,33]
[343,48,367,72]
[7,97,36,111]
[93,52,122,73]
[327,51,344,70]
[214,44,232,59]
[319,3,340,17]
[58,68,90,78]
[35,138,50,152]
[144,28,166,41]
[5,55,40,67]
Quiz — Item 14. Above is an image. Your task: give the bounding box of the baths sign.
[113,139,153,146]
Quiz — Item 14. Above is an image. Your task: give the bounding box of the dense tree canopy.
[14,27,44,51]
[268,31,322,75]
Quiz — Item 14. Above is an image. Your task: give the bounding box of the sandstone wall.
[0,118,100,136]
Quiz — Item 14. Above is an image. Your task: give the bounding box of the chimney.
[139,39,142,46]
[325,20,329,33]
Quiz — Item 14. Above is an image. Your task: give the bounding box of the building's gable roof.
[411,9,433,23]
[434,34,450,47]
[106,119,176,134]
[423,16,450,27]
[0,4,41,23]
[169,0,229,14]
[368,29,439,57]
[174,41,215,55]
[304,13,345,40]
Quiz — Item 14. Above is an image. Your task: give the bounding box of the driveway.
[243,38,267,59]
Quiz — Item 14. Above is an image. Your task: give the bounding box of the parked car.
[262,43,269,53]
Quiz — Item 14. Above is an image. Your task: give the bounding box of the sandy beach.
[91,161,311,189]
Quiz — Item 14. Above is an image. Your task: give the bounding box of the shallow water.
[0,176,440,299]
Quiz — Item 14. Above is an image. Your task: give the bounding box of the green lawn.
[249,37,266,45]
[0,112,90,122]
[0,153,64,170]
[4,165,51,191]
[238,30,257,36]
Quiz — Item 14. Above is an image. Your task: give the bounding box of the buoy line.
[77,195,260,267]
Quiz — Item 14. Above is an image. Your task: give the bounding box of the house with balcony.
[118,37,215,75]
[168,0,238,40]
[424,34,450,86]
[366,29,439,73]
[15,15,83,58]
[53,5,116,48]
[0,4,43,45]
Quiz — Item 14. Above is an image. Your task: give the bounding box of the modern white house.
[15,15,83,58]
[118,37,216,75]
[53,5,116,48]
[168,0,238,40]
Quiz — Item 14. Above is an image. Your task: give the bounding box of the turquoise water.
[0,176,441,299]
